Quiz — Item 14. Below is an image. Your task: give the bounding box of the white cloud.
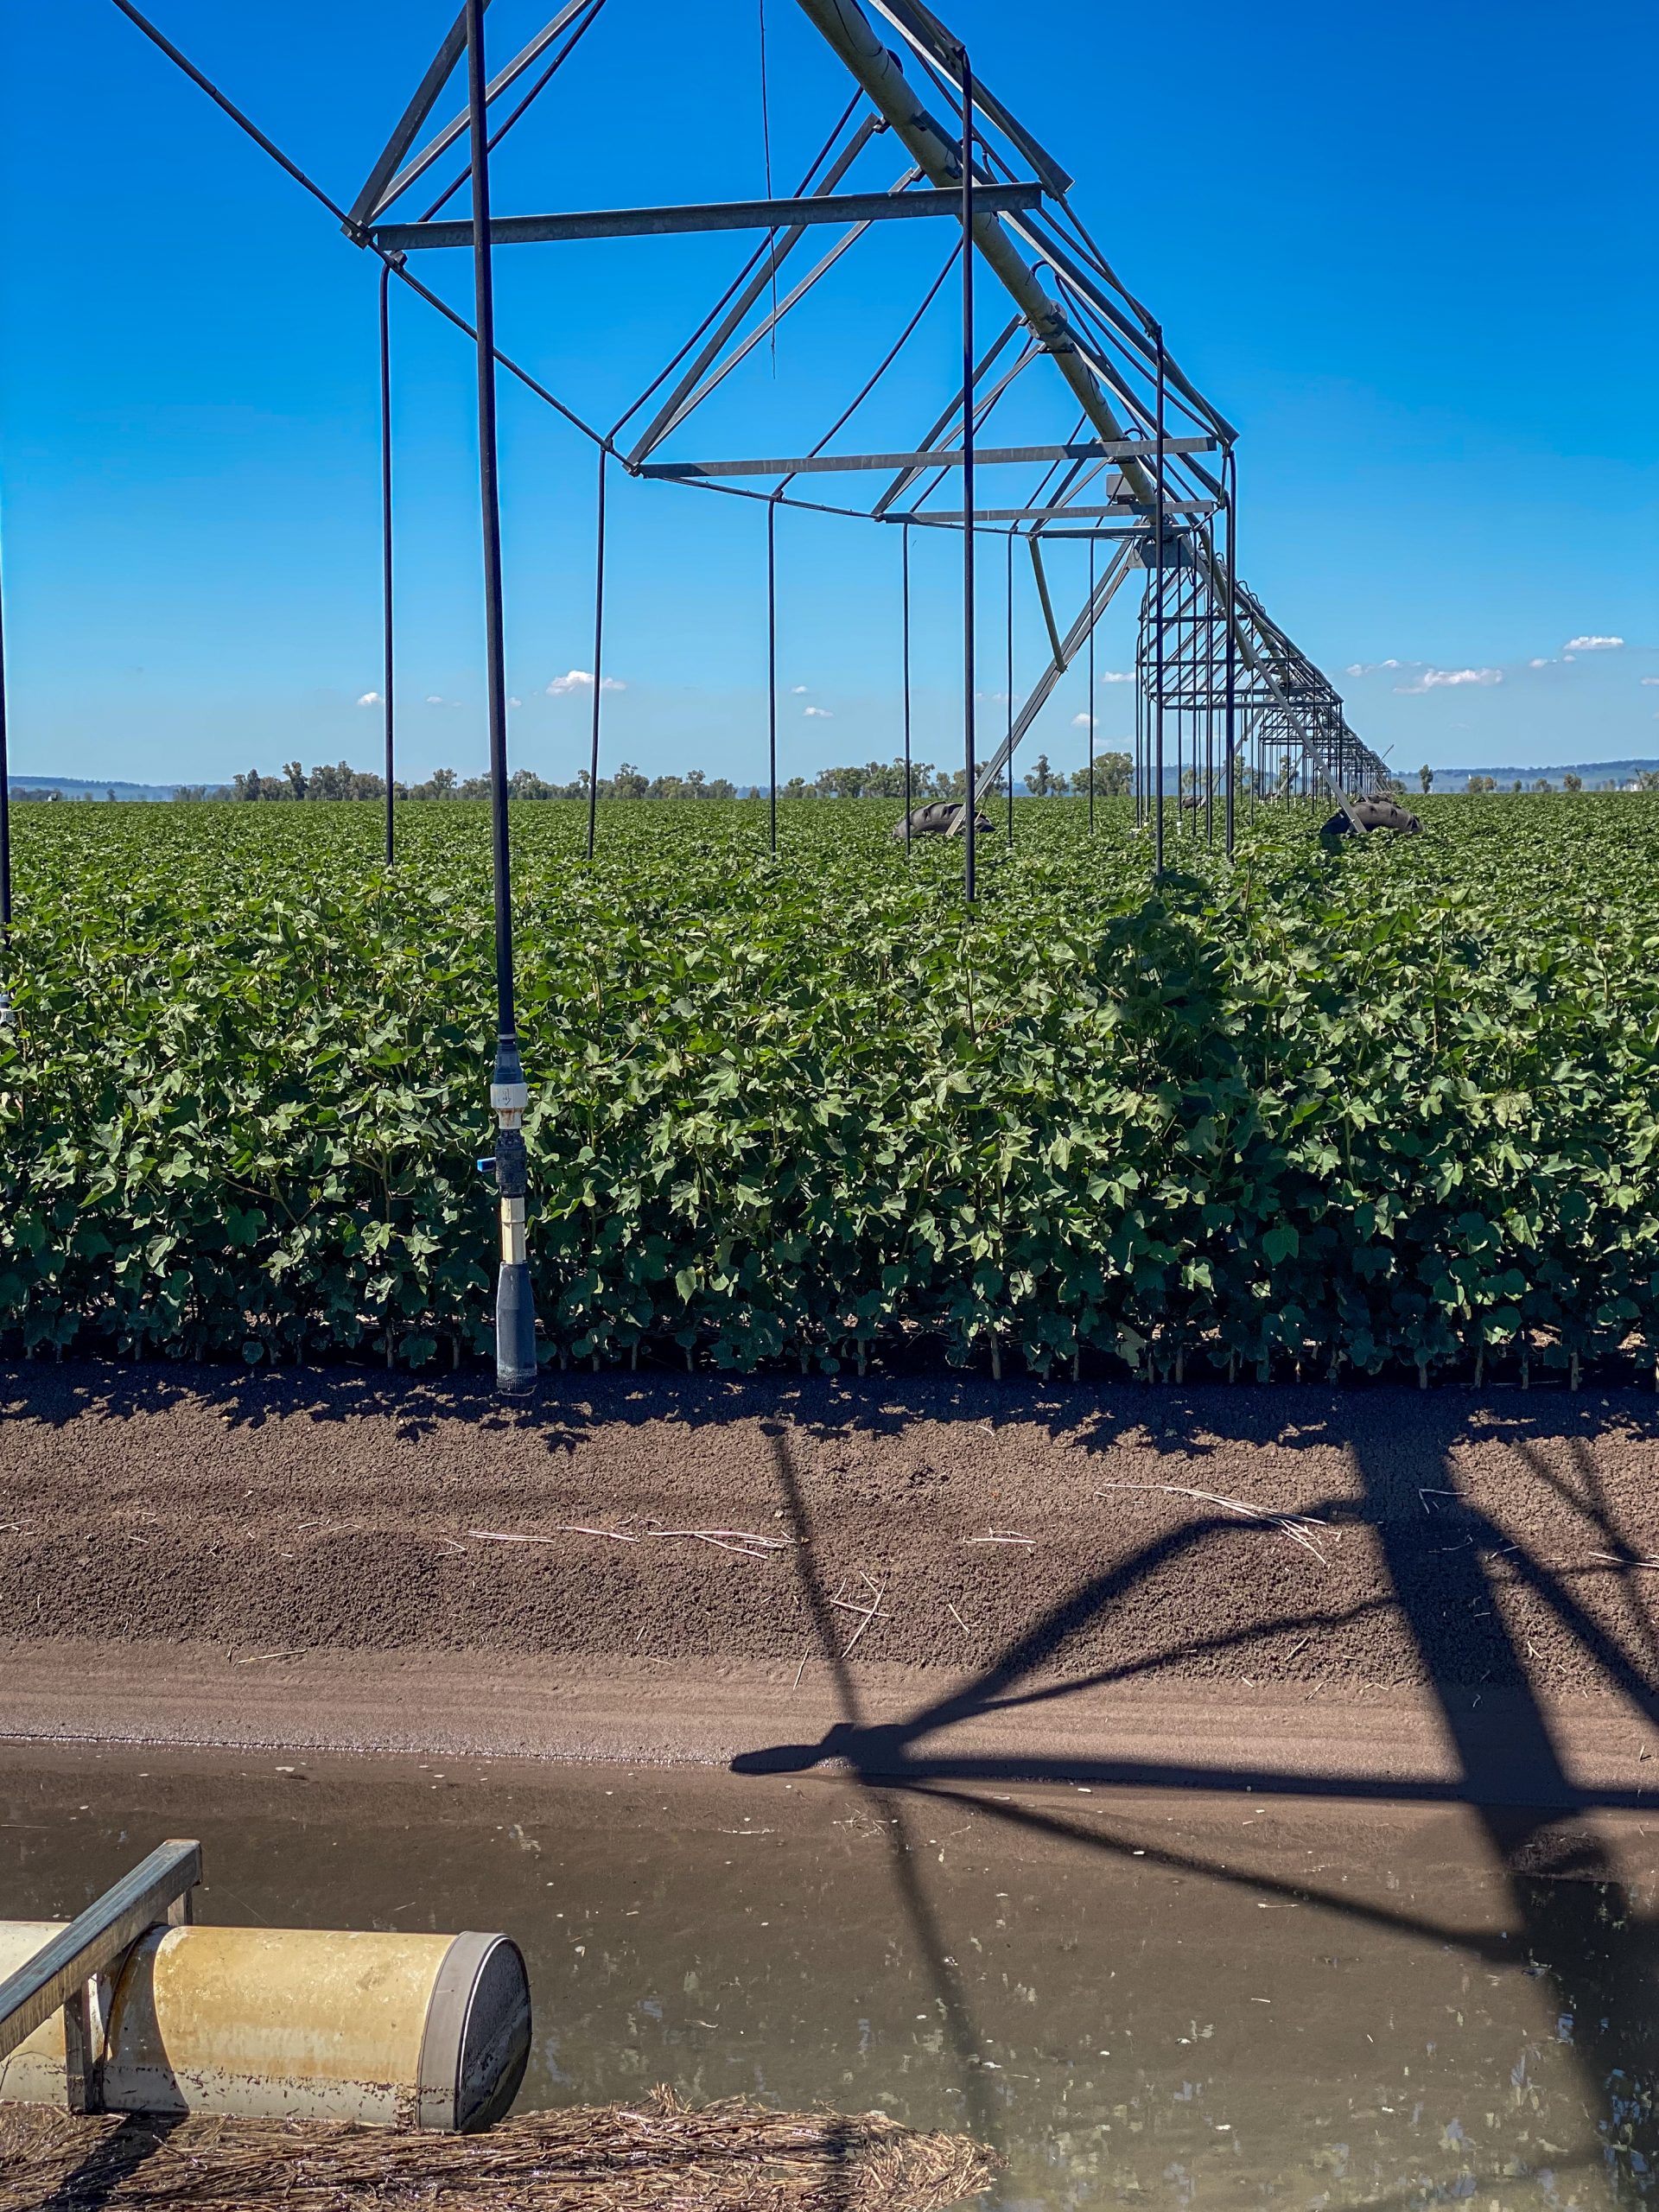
[1071,711,1096,729]
[1566,634,1624,652]
[1344,658,1405,676]
[508,696,522,709]
[1642,677,1659,687]
[546,669,626,696]
[425,694,445,705]
[1394,667,1503,695]
[356,690,382,707]
[1528,658,1556,669]
[790,684,809,695]
[1098,669,1134,685]
[804,704,833,719]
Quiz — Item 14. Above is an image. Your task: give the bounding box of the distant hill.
[10,774,178,801]
[1431,760,1659,791]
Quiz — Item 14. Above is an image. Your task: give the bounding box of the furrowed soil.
[2,1361,1657,1784]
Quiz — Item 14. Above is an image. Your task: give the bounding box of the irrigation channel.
[4,1744,1657,2208]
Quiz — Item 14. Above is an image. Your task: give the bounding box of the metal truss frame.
[0,0,1396,954]
[336,0,1393,863]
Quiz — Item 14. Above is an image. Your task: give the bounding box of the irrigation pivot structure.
[12,0,1397,1387]
[352,0,1391,833]
[28,0,1391,886]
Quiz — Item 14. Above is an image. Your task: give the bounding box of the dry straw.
[0,2088,996,2212]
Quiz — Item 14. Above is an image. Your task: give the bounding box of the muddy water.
[3,1744,1656,2207]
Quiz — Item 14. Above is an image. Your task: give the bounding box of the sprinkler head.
[490,1035,529,1118]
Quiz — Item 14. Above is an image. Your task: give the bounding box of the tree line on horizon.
[151,749,1135,804]
[1415,763,1659,793]
[22,753,1654,805]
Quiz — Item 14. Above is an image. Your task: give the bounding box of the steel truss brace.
[865,0,1073,196]
[790,0,1378,814]
[638,434,1213,481]
[955,540,1139,822]
[874,320,1028,513]
[373,181,1042,253]
[622,115,886,464]
[346,4,474,230]
[914,499,1216,524]
[1027,538,1064,658]
[630,188,924,457]
[354,0,600,226]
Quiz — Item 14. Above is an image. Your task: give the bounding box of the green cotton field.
[3,793,1658,1384]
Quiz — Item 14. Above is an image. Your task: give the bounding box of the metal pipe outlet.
[0,1923,531,2133]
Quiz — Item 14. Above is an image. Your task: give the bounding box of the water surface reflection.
[3,1746,1656,2205]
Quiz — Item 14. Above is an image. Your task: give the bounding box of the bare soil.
[2,1362,1657,1776]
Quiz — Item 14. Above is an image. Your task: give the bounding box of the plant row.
[3,795,1658,1384]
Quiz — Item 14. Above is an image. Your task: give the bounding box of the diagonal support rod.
[874,321,1027,515]
[366,1,598,223]
[629,162,923,462]
[346,3,474,230]
[960,540,1137,817]
[617,108,879,458]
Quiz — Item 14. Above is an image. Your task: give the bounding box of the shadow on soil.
[735,1418,1659,2194]
[8,1355,1659,1463]
[8,1358,1659,2184]
[32,2112,186,2210]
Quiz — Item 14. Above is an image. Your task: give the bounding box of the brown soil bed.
[3,1363,1657,1732]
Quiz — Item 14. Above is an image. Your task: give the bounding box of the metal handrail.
[0,1838,201,2067]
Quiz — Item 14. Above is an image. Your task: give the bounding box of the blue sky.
[2,0,1656,788]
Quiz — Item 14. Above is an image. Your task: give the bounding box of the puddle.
[3,1745,1657,2205]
